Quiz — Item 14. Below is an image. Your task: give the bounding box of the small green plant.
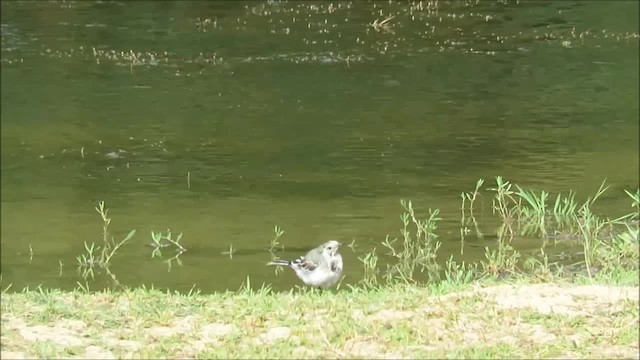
[76,241,99,280]
[357,247,380,289]
[268,225,284,253]
[603,225,639,269]
[624,188,640,212]
[150,230,186,256]
[362,200,442,286]
[574,181,610,277]
[462,178,484,219]
[97,202,136,264]
[346,238,357,252]
[514,185,549,237]
[594,189,639,273]
[480,239,520,277]
[488,176,519,238]
[268,226,285,275]
[442,255,477,286]
[487,177,583,238]
[523,249,554,283]
[354,201,443,289]
[221,244,236,259]
[613,189,640,225]
[75,280,91,293]
[76,201,136,286]
[460,179,485,255]
[149,230,187,272]
[552,190,578,218]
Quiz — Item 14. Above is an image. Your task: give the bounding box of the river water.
[1,0,638,292]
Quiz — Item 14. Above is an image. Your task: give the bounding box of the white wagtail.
[267,240,343,289]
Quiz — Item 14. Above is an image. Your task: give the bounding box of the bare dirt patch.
[480,284,638,316]
[19,324,85,347]
[360,283,639,358]
[342,338,395,358]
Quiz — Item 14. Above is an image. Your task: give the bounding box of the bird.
[267,240,343,289]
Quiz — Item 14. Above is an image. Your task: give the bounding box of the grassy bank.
[1,274,638,359]
[1,178,638,359]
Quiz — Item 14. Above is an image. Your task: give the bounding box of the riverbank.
[2,182,638,359]
[2,274,638,359]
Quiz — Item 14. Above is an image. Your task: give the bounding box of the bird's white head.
[321,240,342,256]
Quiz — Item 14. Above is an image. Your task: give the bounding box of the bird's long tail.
[266,259,290,266]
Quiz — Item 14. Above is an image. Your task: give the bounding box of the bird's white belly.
[307,269,340,288]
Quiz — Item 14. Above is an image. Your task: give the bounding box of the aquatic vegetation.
[355,177,639,288]
[354,200,441,288]
[382,200,442,284]
[70,178,638,291]
[76,201,136,286]
[268,225,285,254]
[149,229,187,272]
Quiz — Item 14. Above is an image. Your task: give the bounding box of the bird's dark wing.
[292,256,318,271]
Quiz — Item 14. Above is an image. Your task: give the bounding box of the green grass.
[2,277,638,359]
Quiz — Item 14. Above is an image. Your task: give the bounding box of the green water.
[1,0,638,292]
